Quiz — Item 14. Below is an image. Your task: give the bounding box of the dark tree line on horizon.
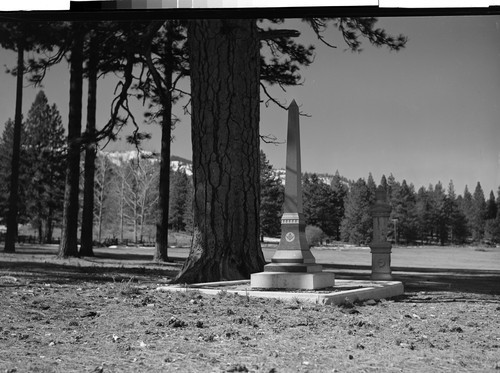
[261,152,500,247]
[340,174,500,246]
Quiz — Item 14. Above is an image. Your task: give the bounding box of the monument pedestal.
[251,213,335,289]
[369,187,393,281]
[251,271,335,290]
[370,243,393,280]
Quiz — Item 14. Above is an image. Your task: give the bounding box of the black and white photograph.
[0,2,499,372]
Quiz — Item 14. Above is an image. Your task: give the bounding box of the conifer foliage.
[0,119,28,225]
[390,180,418,245]
[169,169,193,232]
[23,91,66,243]
[340,177,373,245]
[303,173,341,238]
[471,182,486,241]
[0,91,65,244]
[259,150,284,240]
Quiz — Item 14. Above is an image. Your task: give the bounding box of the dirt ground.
[1,245,499,372]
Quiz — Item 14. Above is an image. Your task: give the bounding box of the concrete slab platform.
[157,279,404,305]
[251,271,335,289]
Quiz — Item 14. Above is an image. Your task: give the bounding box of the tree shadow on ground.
[2,245,499,296]
[92,251,154,261]
[0,260,180,285]
[1,245,159,262]
[331,267,500,296]
[393,272,500,296]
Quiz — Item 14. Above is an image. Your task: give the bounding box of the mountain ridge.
[102,150,344,185]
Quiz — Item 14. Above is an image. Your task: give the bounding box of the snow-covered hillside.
[101,150,193,176]
[170,159,193,176]
[102,151,341,183]
[104,150,157,166]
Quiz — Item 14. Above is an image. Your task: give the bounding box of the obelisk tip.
[288,99,298,109]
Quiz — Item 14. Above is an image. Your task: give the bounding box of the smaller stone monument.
[369,186,393,280]
[251,100,335,290]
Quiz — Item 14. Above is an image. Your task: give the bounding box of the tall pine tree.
[23,91,66,243]
[59,22,85,258]
[379,174,389,197]
[459,185,474,240]
[169,168,190,232]
[330,171,348,240]
[391,180,418,244]
[0,119,28,227]
[304,173,342,238]
[471,182,486,242]
[492,187,500,243]
[340,178,372,245]
[415,185,433,244]
[445,180,468,244]
[485,190,497,220]
[174,17,406,282]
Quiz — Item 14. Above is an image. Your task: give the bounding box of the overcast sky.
[1,15,499,196]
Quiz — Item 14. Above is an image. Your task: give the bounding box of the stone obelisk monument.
[251,100,335,289]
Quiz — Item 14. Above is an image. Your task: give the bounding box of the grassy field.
[310,245,500,271]
[0,244,499,372]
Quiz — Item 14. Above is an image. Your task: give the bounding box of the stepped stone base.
[250,271,335,290]
[264,263,323,273]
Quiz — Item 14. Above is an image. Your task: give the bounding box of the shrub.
[306,225,325,248]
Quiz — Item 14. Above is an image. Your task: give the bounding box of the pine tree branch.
[25,45,69,86]
[182,97,191,116]
[303,18,338,49]
[259,29,300,40]
[260,134,284,145]
[142,20,169,105]
[260,82,311,117]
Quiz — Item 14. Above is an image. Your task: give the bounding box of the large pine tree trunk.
[154,21,173,262]
[154,100,171,260]
[4,36,24,253]
[37,223,43,244]
[58,23,84,258]
[173,19,265,283]
[45,211,53,244]
[80,32,98,257]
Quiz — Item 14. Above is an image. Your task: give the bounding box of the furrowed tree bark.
[80,32,98,257]
[153,86,171,261]
[173,19,265,283]
[4,35,24,253]
[153,21,173,262]
[58,23,84,258]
